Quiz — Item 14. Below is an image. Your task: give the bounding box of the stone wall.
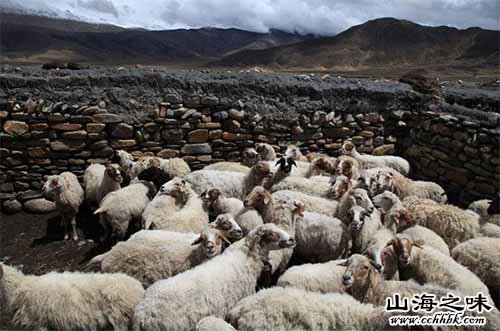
[0,71,498,212]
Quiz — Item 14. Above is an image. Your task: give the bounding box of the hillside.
[0,13,310,64]
[214,18,499,70]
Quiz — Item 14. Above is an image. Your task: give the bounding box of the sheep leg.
[99,215,110,243]
[70,214,78,241]
[62,214,70,240]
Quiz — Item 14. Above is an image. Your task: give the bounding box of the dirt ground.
[0,209,115,329]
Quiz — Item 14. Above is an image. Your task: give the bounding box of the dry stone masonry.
[0,70,498,212]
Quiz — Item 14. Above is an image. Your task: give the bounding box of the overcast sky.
[7,0,500,35]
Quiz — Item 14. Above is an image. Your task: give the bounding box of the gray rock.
[23,198,56,214]
[3,199,22,214]
[181,143,212,155]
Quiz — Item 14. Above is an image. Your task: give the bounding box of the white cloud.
[5,0,499,34]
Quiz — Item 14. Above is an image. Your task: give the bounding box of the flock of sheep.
[1,140,500,331]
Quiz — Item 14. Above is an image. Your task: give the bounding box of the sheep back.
[295,212,349,263]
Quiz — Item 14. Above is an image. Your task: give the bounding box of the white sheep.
[344,205,381,257]
[42,172,84,241]
[185,161,272,199]
[94,181,156,241]
[115,150,190,179]
[381,206,450,255]
[276,259,347,294]
[204,162,250,173]
[196,316,236,331]
[227,287,410,331]
[335,184,376,224]
[402,197,480,249]
[285,144,308,161]
[304,156,337,177]
[266,157,310,186]
[341,254,472,307]
[375,171,447,203]
[200,188,244,219]
[150,178,209,233]
[294,211,350,263]
[141,189,176,230]
[364,227,396,276]
[388,237,491,298]
[269,175,332,198]
[244,187,303,274]
[0,263,144,331]
[451,237,500,301]
[255,142,276,161]
[204,149,260,172]
[84,163,122,208]
[272,190,338,217]
[87,227,229,287]
[342,140,410,176]
[132,223,295,331]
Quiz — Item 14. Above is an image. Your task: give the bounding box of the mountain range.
[1,9,498,71]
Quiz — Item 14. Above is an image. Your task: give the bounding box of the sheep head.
[159,177,189,202]
[42,175,63,200]
[330,175,352,199]
[241,148,260,167]
[342,141,355,155]
[372,191,400,212]
[336,159,354,178]
[349,188,375,214]
[340,254,380,291]
[212,213,243,240]
[252,161,272,180]
[386,237,423,268]
[314,156,336,175]
[246,223,295,257]
[105,163,123,183]
[284,145,303,160]
[389,208,415,232]
[374,171,394,195]
[275,157,296,174]
[244,186,272,209]
[191,228,228,258]
[347,205,370,232]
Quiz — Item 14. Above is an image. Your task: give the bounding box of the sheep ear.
[191,236,203,246]
[413,239,425,249]
[338,259,348,267]
[368,258,379,271]
[263,194,271,205]
[288,158,297,167]
[275,158,285,167]
[218,232,232,245]
[385,239,396,248]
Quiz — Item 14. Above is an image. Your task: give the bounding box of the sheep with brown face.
[387,237,491,298]
[132,223,295,331]
[341,254,455,307]
[304,156,337,177]
[185,161,272,200]
[384,208,450,256]
[87,226,230,287]
[342,140,410,176]
[244,187,303,275]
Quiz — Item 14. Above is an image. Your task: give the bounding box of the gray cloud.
[76,0,119,17]
[6,0,499,34]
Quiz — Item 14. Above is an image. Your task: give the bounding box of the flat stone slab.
[23,198,56,214]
